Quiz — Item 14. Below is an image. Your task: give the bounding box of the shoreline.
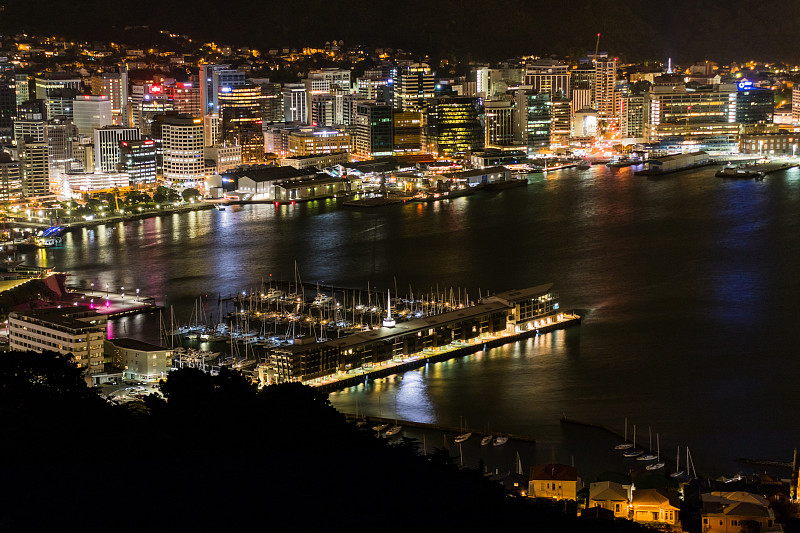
[6,203,216,231]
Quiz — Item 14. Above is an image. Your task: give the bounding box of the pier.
[313,313,581,393]
[342,414,537,444]
[66,287,161,318]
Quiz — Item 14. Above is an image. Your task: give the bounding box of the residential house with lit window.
[589,481,631,518]
[528,464,578,500]
[702,492,781,533]
[630,488,680,527]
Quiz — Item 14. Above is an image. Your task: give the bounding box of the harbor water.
[23,162,800,478]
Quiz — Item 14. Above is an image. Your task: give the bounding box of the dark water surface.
[26,164,800,477]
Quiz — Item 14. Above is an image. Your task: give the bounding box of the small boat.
[385,425,402,436]
[614,417,634,450]
[622,424,643,457]
[215,205,226,211]
[715,166,763,179]
[481,435,493,446]
[670,445,685,478]
[493,436,508,446]
[372,423,389,432]
[638,427,658,461]
[646,433,665,470]
[455,417,472,443]
[577,159,592,170]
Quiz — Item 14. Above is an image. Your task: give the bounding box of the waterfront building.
[588,481,631,518]
[470,150,527,168]
[269,284,561,383]
[120,139,158,186]
[527,464,578,501]
[484,99,515,149]
[54,170,130,196]
[273,173,349,202]
[279,152,348,170]
[94,126,141,172]
[355,102,393,158]
[392,110,423,154]
[645,81,739,144]
[550,95,572,145]
[283,83,308,124]
[793,84,800,125]
[72,95,112,136]
[9,308,108,383]
[524,59,570,98]
[630,489,680,526]
[394,63,435,112]
[740,133,797,156]
[441,166,512,187]
[735,81,774,125]
[424,96,483,156]
[105,338,173,382]
[207,165,316,200]
[203,144,242,173]
[161,115,205,187]
[570,64,594,115]
[0,151,23,202]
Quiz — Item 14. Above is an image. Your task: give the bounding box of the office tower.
[514,89,552,153]
[46,118,78,175]
[645,81,739,143]
[119,139,157,186]
[45,89,77,120]
[94,126,141,172]
[550,95,572,145]
[19,142,49,196]
[424,96,483,156]
[620,95,645,138]
[307,68,351,93]
[168,80,202,116]
[356,75,388,100]
[735,82,774,124]
[34,76,81,100]
[393,110,423,154]
[310,94,335,126]
[200,65,245,115]
[524,59,570,97]
[484,99,515,148]
[257,82,283,123]
[73,95,112,136]
[204,114,220,147]
[14,116,45,146]
[218,83,263,163]
[161,115,204,186]
[14,74,30,109]
[394,63,435,112]
[283,83,307,123]
[594,58,618,122]
[130,81,173,135]
[355,102,392,158]
[72,136,94,172]
[0,151,23,201]
[0,58,14,139]
[90,71,128,125]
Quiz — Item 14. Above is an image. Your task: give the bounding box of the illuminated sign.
[220,86,233,93]
[738,80,754,91]
[150,85,162,93]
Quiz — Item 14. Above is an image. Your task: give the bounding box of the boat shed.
[441,166,512,186]
[646,151,709,172]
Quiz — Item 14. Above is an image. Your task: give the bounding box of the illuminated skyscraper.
[594,58,618,122]
[514,90,551,153]
[355,102,392,158]
[392,110,423,154]
[72,95,112,136]
[218,83,264,163]
[424,96,483,156]
[484,99,515,149]
[94,126,141,172]
[524,60,570,97]
[394,63,435,112]
[120,139,157,186]
[161,115,205,186]
[0,151,22,201]
[283,83,307,123]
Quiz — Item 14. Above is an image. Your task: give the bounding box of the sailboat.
[686,447,698,480]
[481,423,493,446]
[670,446,685,478]
[615,417,634,450]
[646,433,665,470]
[385,401,402,436]
[638,427,658,461]
[455,416,472,443]
[622,425,643,458]
[493,435,508,446]
[372,396,389,432]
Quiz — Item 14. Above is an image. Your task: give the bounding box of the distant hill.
[2,0,800,63]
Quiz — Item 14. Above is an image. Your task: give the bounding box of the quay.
[341,413,536,444]
[66,287,161,318]
[312,312,581,393]
[5,203,215,231]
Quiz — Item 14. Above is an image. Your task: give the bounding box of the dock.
[66,288,161,318]
[313,313,581,393]
[342,414,536,443]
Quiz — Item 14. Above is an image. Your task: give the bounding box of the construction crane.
[594,33,601,63]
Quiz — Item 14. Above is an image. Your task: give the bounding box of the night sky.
[2,0,800,63]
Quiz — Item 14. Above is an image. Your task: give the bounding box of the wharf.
[66,288,161,318]
[342,414,536,443]
[313,313,581,393]
[342,196,411,207]
[6,203,215,231]
[634,161,714,177]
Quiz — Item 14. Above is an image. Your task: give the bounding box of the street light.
[136,288,140,302]
[106,283,109,298]
[90,282,94,295]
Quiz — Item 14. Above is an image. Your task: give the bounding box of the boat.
[385,424,402,436]
[622,425,643,458]
[215,205,226,211]
[454,416,472,443]
[614,417,634,450]
[670,445,685,478]
[637,427,658,461]
[715,166,763,179]
[412,187,476,202]
[372,423,389,432]
[577,159,592,170]
[481,434,493,446]
[646,433,665,470]
[493,435,508,446]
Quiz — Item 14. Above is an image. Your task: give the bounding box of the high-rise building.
[72,95,112,136]
[90,71,128,125]
[45,88,77,120]
[34,76,81,100]
[203,114,220,147]
[14,117,45,146]
[792,85,800,125]
[283,83,308,124]
[120,139,157,186]
[307,68,351,93]
[550,95,572,145]
[310,94,335,127]
[392,111,423,154]
[484,99,515,149]
[594,58,618,123]
[14,74,30,109]
[168,81,202,117]
[424,96,483,156]
[524,60,570,97]
[394,63,435,112]
[0,58,14,140]
[514,91,551,153]
[94,126,141,172]
[620,95,645,139]
[161,115,205,186]
[284,127,351,158]
[645,81,739,143]
[20,142,49,196]
[735,81,774,125]
[219,83,263,163]
[355,102,393,158]
[46,118,78,176]
[255,81,283,123]
[0,151,23,201]
[130,82,173,136]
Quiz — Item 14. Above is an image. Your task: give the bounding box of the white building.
[283,83,308,123]
[204,144,242,173]
[73,95,112,136]
[525,59,570,97]
[162,115,205,187]
[9,308,108,383]
[93,126,140,172]
[34,77,81,100]
[105,338,173,382]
